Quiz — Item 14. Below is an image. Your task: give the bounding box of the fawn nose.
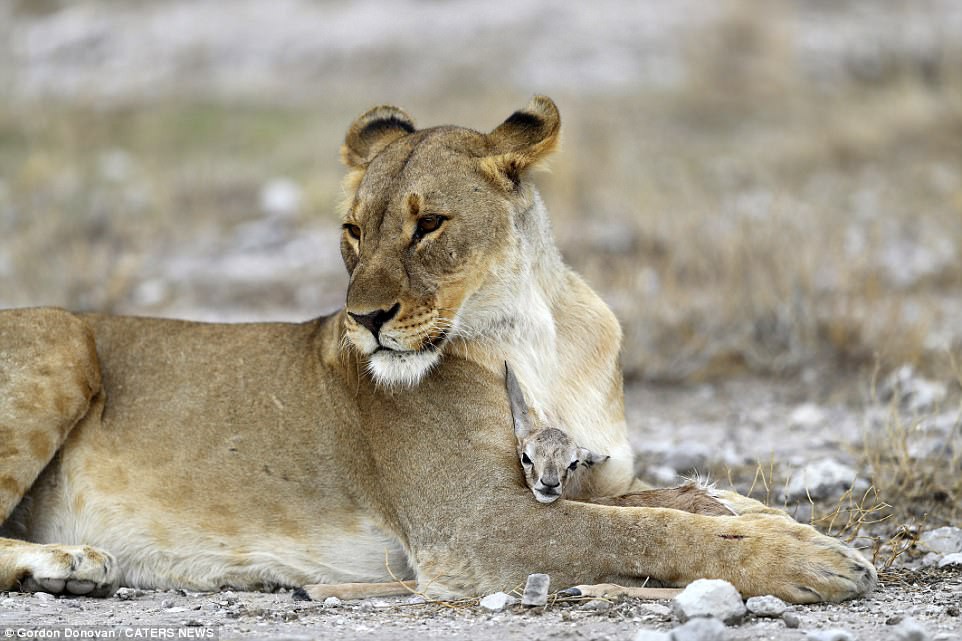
[349,303,400,339]
[540,478,560,489]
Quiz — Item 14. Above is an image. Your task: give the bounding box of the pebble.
[920,526,962,555]
[479,592,516,612]
[782,458,862,501]
[894,617,930,641]
[633,630,671,641]
[745,595,787,617]
[672,579,746,625]
[805,630,854,641]
[322,597,341,607]
[579,599,610,612]
[783,612,801,628]
[160,599,174,609]
[34,592,55,602]
[938,553,962,568]
[114,587,144,601]
[790,403,827,429]
[639,603,673,619]
[670,616,728,641]
[521,573,550,607]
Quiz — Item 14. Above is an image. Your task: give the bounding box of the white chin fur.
[367,349,441,388]
[533,490,560,504]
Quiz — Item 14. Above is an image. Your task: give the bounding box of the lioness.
[0,97,875,602]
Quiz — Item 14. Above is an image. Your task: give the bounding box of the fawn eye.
[343,224,361,240]
[414,215,446,239]
[568,461,579,471]
[521,453,532,466]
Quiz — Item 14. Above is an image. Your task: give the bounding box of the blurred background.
[2,0,960,384]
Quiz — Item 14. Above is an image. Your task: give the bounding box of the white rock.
[805,631,854,641]
[745,595,787,617]
[634,631,671,641]
[893,617,930,641]
[639,603,673,618]
[521,573,550,607]
[881,366,947,413]
[919,526,962,555]
[259,177,303,218]
[34,592,55,601]
[322,596,341,607]
[672,579,746,625]
[782,458,860,501]
[670,616,728,641]
[479,592,516,611]
[938,553,962,568]
[580,599,611,612]
[663,441,712,473]
[790,403,827,430]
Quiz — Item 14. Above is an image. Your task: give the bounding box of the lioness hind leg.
[0,308,118,596]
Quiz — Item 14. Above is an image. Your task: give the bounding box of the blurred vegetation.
[1,0,961,386]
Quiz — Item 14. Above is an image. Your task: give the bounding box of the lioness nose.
[348,303,400,338]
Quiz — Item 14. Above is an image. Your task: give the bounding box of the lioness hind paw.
[18,544,119,597]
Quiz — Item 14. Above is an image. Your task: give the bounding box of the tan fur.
[0,97,876,603]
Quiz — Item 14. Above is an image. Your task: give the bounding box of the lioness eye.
[521,453,532,466]
[415,215,445,238]
[343,224,361,240]
[568,461,579,471]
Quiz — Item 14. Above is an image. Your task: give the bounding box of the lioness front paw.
[18,544,119,597]
[735,516,877,603]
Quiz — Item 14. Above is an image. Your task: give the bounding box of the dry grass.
[1,2,961,381]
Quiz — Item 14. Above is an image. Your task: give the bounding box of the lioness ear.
[577,448,610,468]
[482,95,561,189]
[504,362,532,439]
[341,105,416,169]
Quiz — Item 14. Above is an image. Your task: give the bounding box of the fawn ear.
[578,448,610,467]
[481,96,560,190]
[341,105,416,169]
[504,362,532,439]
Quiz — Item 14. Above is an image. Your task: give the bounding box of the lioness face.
[338,98,561,387]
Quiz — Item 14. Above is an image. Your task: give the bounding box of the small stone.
[946,606,960,617]
[639,603,673,619]
[114,587,143,601]
[479,592,516,612]
[259,177,303,218]
[183,620,204,628]
[34,592,55,602]
[745,595,787,617]
[160,599,175,609]
[920,527,962,555]
[790,403,827,429]
[783,458,861,501]
[894,617,931,641]
[405,595,426,605]
[672,579,746,625]
[783,612,800,628]
[938,553,962,568]
[670,616,728,641]
[805,630,854,641]
[164,606,187,613]
[633,630,671,641]
[322,596,341,607]
[521,573,550,607]
[887,615,905,625]
[220,590,238,605]
[579,599,610,612]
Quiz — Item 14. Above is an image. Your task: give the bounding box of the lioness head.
[338,96,561,386]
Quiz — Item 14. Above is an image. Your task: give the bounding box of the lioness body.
[0,98,875,601]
